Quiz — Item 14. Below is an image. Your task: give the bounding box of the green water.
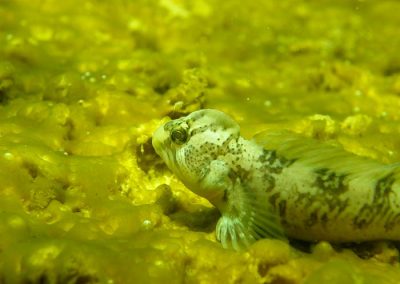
[0,0,400,283]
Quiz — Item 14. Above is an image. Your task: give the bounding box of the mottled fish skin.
[152,109,400,249]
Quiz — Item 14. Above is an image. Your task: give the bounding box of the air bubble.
[4,152,13,160]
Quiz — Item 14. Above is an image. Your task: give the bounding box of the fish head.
[153,109,287,250]
[152,109,240,192]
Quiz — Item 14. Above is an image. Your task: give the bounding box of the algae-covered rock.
[0,0,400,283]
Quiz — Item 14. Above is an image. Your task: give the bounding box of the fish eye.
[170,128,188,145]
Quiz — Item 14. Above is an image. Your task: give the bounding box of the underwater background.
[1,0,400,283]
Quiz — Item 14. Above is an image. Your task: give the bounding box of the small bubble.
[81,72,92,80]
[128,19,141,31]
[4,152,13,160]
[277,82,284,89]
[142,219,152,229]
[155,260,164,266]
[8,216,26,229]
[264,100,272,107]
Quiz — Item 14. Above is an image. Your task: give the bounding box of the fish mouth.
[152,124,187,182]
[152,125,179,171]
[152,125,170,157]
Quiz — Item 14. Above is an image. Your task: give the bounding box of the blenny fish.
[152,109,400,250]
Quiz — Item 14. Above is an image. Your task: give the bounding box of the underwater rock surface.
[0,0,400,283]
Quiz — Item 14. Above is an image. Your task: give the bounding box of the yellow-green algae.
[1,0,400,283]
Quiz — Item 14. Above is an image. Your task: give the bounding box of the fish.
[152,109,400,250]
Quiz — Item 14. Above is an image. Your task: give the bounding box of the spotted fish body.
[152,109,400,249]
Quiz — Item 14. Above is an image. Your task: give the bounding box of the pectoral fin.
[216,179,286,250]
[201,160,286,250]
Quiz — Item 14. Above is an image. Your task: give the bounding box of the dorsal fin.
[253,130,399,183]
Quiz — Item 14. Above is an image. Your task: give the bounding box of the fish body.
[152,109,400,249]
